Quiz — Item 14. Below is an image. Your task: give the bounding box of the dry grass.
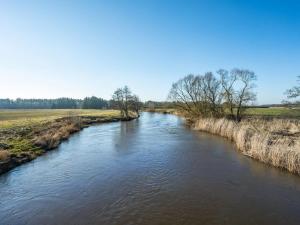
[144,108,177,114]
[193,118,300,175]
[0,150,10,161]
[0,109,136,174]
[33,121,82,150]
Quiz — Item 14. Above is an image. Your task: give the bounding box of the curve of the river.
[0,113,300,225]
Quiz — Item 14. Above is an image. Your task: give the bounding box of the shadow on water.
[0,112,300,225]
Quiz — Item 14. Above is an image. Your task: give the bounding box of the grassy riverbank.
[143,108,177,114]
[245,107,300,118]
[193,117,300,175]
[144,107,300,118]
[0,109,134,175]
[147,107,300,175]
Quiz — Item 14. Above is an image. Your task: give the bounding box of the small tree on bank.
[284,76,300,104]
[130,94,142,117]
[112,86,140,119]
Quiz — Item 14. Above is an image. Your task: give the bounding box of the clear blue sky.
[0,0,299,104]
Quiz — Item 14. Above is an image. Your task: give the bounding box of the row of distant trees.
[1,74,298,120]
[168,68,257,121]
[0,87,142,119]
[0,97,108,109]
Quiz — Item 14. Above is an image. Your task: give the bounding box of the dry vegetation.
[167,69,300,175]
[147,106,300,175]
[0,150,10,161]
[0,109,134,175]
[143,108,177,114]
[193,117,300,175]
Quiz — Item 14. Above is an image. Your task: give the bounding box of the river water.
[0,113,300,225]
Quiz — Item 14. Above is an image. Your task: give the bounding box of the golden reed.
[193,118,300,175]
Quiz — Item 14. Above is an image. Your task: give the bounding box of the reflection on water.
[0,113,300,225]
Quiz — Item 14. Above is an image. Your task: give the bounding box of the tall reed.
[193,118,300,174]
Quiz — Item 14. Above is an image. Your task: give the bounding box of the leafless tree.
[122,86,132,118]
[285,75,300,100]
[218,69,237,118]
[168,68,257,121]
[112,86,140,119]
[129,94,142,116]
[112,88,126,117]
[202,72,224,117]
[168,73,224,118]
[231,69,257,121]
[168,74,203,117]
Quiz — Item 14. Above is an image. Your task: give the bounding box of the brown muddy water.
[0,113,300,225]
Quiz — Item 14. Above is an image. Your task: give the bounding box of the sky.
[0,0,299,104]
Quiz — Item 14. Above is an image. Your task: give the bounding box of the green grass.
[146,106,300,119]
[0,109,120,128]
[7,138,42,154]
[0,109,122,161]
[245,107,300,118]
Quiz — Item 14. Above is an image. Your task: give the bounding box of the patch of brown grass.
[33,120,82,150]
[0,150,10,161]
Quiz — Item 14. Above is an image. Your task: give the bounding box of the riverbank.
[144,107,300,118]
[193,117,300,175]
[143,108,177,114]
[0,110,136,175]
[146,108,300,175]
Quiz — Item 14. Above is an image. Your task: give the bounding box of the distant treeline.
[0,97,109,109]
[0,97,178,110]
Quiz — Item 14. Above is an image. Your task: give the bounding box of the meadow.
[0,109,121,128]
[0,109,126,174]
[245,107,300,118]
[145,107,300,119]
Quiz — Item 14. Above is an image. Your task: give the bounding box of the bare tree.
[202,72,224,117]
[285,75,300,100]
[168,74,203,117]
[218,69,237,118]
[129,94,142,117]
[112,86,140,119]
[168,73,224,118]
[112,88,126,117]
[168,68,257,121]
[122,86,132,118]
[231,69,257,121]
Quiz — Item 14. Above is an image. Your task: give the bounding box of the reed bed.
[193,118,300,175]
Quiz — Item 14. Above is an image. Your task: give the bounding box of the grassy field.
[0,109,125,174]
[145,107,300,118]
[245,107,300,118]
[0,109,121,128]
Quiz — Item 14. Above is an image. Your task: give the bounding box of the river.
[0,113,300,225]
